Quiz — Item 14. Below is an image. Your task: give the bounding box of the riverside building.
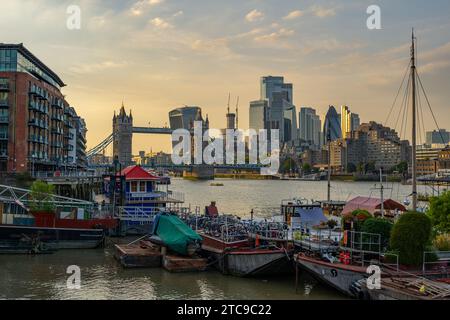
[0,43,87,174]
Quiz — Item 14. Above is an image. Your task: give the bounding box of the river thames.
[0,179,429,300]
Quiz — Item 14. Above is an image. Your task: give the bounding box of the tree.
[281,158,298,174]
[361,218,393,249]
[365,161,376,173]
[397,161,408,175]
[427,191,450,233]
[302,163,311,174]
[357,162,365,174]
[30,180,55,212]
[390,212,432,266]
[347,163,357,173]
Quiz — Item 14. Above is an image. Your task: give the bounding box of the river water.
[0,179,428,300]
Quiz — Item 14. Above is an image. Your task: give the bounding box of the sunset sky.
[2,0,450,154]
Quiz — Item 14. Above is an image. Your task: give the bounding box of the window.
[139,181,146,192]
[130,181,137,192]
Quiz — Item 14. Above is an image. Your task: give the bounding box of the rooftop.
[0,43,66,87]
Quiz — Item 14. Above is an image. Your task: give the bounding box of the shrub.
[390,212,432,266]
[427,191,450,233]
[30,180,55,212]
[433,234,450,251]
[361,218,393,249]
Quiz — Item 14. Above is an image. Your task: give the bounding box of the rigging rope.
[385,61,411,127]
[416,70,446,144]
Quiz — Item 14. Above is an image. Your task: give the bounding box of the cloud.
[246,9,264,22]
[130,0,165,16]
[254,28,294,43]
[150,17,172,29]
[69,61,128,74]
[310,5,336,18]
[173,10,184,17]
[283,10,304,20]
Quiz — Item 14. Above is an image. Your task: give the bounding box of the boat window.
[138,181,146,192]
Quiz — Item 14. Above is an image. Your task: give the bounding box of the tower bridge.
[86,104,261,179]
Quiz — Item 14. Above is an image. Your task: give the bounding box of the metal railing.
[423,251,450,276]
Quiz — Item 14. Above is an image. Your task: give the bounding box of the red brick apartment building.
[0,43,87,174]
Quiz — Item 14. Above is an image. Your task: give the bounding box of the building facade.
[0,43,87,174]
[426,129,450,145]
[250,76,297,146]
[299,107,321,149]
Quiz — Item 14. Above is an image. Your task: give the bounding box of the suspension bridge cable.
[385,61,411,127]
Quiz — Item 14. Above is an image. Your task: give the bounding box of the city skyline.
[1,0,450,153]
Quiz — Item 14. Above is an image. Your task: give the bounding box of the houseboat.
[0,184,117,253]
[186,207,292,277]
[104,165,184,235]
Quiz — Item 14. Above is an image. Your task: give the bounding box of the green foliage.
[342,210,372,231]
[347,163,357,173]
[327,219,338,229]
[302,163,311,174]
[427,191,450,233]
[365,161,376,173]
[30,180,55,212]
[281,158,298,173]
[361,218,393,249]
[433,234,450,251]
[390,212,432,266]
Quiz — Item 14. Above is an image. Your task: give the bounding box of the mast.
[411,29,417,211]
[327,117,331,202]
[380,168,384,218]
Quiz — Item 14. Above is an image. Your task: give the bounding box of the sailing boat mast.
[411,29,418,211]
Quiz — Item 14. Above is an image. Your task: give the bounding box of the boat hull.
[224,250,292,277]
[0,225,105,253]
[296,255,367,297]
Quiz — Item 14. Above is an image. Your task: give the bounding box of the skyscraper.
[341,105,360,138]
[251,76,296,144]
[323,106,341,143]
[299,107,321,148]
[249,100,268,132]
[169,106,204,130]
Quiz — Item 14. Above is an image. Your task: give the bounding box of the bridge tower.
[113,103,133,167]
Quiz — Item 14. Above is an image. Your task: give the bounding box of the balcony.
[52,99,63,109]
[0,149,7,158]
[51,114,64,122]
[28,118,48,129]
[51,141,63,148]
[51,127,64,135]
[28,134,48,144]
[0,132,8,140]
[0,83,9,91]
[29,101,49,114]
[0,99,8,108]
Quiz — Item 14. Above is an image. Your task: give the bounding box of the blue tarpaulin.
[293,207,327,227]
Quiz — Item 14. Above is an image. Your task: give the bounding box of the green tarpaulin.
[154,214,202,255]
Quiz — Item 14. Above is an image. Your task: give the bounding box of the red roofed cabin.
[105,165,185,235]
[342,197,407,218]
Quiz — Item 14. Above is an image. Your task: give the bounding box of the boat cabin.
[280,199,327,230]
